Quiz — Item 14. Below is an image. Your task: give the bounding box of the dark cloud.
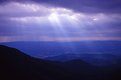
[0,0,121,13]
[0,0,28,3]
[29,0,121,13]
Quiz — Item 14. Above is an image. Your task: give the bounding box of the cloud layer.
[0,0,121,42]
[1,0,121,13]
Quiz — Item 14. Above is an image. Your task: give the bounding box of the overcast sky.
[0,0,121,42]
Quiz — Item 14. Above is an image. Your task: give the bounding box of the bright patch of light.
[93,18,99,21]
[49,7,82,21]
[49,13,59,22]
[50,8,73,14]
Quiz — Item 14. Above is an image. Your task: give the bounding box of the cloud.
[27,0,121,13]
[1,0,121,13]
[0,2,50,18]
[0,35,121,42]
[0,1,121,42]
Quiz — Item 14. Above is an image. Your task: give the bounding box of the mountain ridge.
[0,45,121,80]
[1,41,121,58]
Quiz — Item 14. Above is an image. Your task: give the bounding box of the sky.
[0,0,121,42]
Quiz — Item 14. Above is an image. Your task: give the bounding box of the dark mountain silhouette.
[0,45,121,80]
[0,45,73,80]
[45,53,121,66]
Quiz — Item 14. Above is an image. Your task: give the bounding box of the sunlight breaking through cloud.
[3,2,115,24]
[0,2,121,42]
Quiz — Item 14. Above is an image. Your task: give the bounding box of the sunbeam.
[0,2,120,42]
